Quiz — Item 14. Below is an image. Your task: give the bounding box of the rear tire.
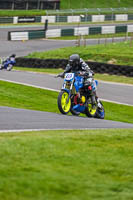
[58,91,71,115]
[85,98,97,117]
[70,109,80,116]
[95,101,105,119]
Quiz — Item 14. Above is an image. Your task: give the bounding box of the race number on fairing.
[65,73,74,81]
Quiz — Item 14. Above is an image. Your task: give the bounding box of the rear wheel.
[95,101,105,119]
[58,91,71,114]
[85,98,97,117]
[71,109,80,116]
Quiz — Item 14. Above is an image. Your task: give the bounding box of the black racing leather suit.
[63,58,96,106]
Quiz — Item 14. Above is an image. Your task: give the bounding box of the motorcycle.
[57,71,105,119]
[0,57,16,71]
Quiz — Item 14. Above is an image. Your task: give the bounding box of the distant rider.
[0,54,16,70]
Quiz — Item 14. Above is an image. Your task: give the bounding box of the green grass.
[0,80,133,124]
[27,40,133,66]
[14,67,133,85]
[61,0,133,9]
[95,73,133,85]
[0,10,46,17]
[0,129,133,200]
[0,22,43,26]
[103,101,133,123]
[0,80,58,113]
[0,0,133,18]
[14,67,64,75]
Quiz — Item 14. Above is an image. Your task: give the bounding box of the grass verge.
[61,0,133,9]
[0,10,46,17]
[0,80,133,123]
[0,10,133,18]
[47,32,130,40]
[0,80,58,113]
[14,67,64,75]
[26,40,133,66]
[0,129,133,200]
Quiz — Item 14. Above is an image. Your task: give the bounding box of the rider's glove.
[57,72,64,78]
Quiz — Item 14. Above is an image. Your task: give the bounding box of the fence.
[0,0,60,10]
[46,7,133,16]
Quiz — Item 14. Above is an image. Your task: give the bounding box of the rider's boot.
[96,96,103,110]
[77,92,80,98]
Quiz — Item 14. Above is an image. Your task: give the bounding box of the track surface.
[0,106,133,132]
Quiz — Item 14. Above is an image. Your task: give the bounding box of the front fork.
[63,80,74,104]
[66,91,71,104]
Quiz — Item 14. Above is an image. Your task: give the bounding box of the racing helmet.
[11,54,16,58]
[69,54,80,69]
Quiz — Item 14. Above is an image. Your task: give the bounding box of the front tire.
[7,64,13,71]
[58,91,71,114]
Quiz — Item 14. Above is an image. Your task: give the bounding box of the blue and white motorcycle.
[0,55,16,71]
[57,71,105,119]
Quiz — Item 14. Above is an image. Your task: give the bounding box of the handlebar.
[55,73,64,78]
[56,71,94,78]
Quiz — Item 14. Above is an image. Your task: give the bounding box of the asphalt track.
[0,70,133,131]
[0,106,133,132]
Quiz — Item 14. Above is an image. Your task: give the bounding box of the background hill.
[61,0,133,9]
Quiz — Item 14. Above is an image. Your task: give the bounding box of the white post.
[13,17,18,24]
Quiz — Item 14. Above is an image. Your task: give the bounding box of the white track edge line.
[0,127,132,133]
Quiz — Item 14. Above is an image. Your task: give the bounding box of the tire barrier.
[16,57,68,69]
[16,57,133,77]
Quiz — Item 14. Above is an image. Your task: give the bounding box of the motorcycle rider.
[60,54,97,108]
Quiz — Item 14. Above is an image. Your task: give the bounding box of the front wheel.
[0,64,3,70]
[7,64,13,71]
[58,91,71,115]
